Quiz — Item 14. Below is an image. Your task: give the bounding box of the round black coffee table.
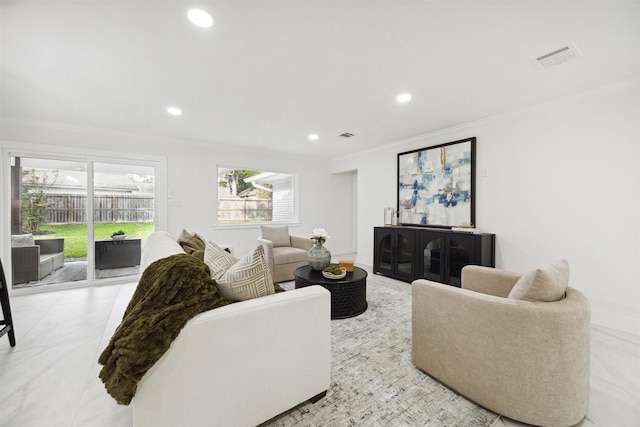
[294,265,368,319]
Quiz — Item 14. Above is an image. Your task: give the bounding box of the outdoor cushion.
[12,234,35,247]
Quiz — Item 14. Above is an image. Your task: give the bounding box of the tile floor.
[1,270,639,427]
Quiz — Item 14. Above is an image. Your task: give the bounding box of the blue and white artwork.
[397,138,475,227]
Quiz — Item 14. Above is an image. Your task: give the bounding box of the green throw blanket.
[98,254,233,405]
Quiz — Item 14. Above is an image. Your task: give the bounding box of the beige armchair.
[257,225,313,283]
[412,264,590,427]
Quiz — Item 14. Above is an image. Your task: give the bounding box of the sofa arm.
[290,235,313,251]
[11,246,40,284]
[412,279,590,426]
[461,265,521,297]
[134,285,331,427]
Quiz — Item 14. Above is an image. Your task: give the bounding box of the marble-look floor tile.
[0,282,136,427]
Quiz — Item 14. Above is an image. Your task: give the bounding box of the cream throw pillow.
[508,259,570,302]
[12,234,35,247]
[261,225,291,247]
[216,245,275,301]
[203,240,238,279]
[177,229,194,244]
[176,228,204,243]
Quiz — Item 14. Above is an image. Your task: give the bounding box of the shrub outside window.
[217,167,296,224]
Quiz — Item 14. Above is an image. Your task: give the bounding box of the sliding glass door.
[93,162,155,281]
[10,156,89,288]
[8,154,156,289]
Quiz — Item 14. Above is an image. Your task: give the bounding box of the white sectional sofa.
[133,231,332,427]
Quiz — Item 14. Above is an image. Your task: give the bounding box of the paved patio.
[13,261,140,289]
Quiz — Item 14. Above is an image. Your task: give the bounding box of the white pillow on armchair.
[260,225,291,247]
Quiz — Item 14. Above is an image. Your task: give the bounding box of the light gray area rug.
[265,280,499,426]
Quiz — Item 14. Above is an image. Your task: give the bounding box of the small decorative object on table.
[384,207,397,226]
[451,221,480,233]
[308,228,331,270]
[322,265,347,279]
[111,230,126,241]
[339,259,354,272]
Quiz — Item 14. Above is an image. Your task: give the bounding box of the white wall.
[2,78,638,334]
[0,120,355,271]
[332,78,640,335]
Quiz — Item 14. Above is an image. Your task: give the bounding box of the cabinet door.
[373,228,393,275]
[445,234,475,287]
[394,228,416,280]
[418,230,445,283]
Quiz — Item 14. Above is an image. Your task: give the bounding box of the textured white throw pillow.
[261,225,291,248]
[508,259,570,302]
[203,240,238,279]
[11,234,35,247]
[216,245,275,301]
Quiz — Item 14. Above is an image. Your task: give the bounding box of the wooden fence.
[45,193,154,224]
[218,198,272,222]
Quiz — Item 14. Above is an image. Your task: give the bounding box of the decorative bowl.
[112,235,126,240]
[322,268,347,280]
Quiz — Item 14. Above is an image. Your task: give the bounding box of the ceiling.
[1,1,639,157]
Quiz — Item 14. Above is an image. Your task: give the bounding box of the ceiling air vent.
[535,43,582,68]
[339,132,355,138]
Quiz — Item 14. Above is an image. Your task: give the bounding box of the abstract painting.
[397,137,475,227]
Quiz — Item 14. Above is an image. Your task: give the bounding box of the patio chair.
[11,235,65,284]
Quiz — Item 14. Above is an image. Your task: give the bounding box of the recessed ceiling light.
[167,107,183,116]
[396,93,412,103]
[308,134,319,141]
[187,8,214,28]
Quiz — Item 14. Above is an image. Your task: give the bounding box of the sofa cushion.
[203,240,239,279]
[508,259,569,302]
[216,245,275,301]
[12,234,35,247]
[261,225,290,247]
[273,246,309,264]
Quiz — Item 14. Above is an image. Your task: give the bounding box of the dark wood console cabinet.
[373,226,495,286]
[373,227,417,282]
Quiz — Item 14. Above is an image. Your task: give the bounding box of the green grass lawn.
[36,222,155,259]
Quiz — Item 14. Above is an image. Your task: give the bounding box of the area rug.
[264,279,500,426]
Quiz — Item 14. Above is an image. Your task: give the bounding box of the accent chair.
[412,262,590,427]
[257,225,313,283]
